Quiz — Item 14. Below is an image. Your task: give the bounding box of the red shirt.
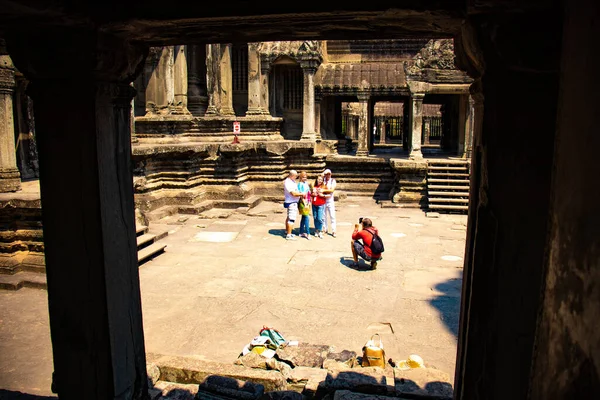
[312,184,327,206]
[352,227,381,258]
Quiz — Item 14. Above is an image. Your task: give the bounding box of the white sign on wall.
[233,121,241,133]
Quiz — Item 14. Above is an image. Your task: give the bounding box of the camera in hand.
[359,217,363,224]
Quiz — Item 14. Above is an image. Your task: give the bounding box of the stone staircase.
[426,159,471,213]
[137,224,168,265]
[144,195,264,222]
[0,224,168,291]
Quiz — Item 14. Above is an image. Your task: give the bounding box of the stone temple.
[1,38,474,277]
[0,1,596,399]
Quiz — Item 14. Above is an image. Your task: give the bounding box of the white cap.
[323,169,332,175]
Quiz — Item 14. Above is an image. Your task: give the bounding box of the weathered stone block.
[393,367,453,399]
[198,375,264,399]
[154,354,287,392]
[288,366,328,383]
[153,381,198,399]
[332,389,397,399]
[324,369,388,396]
[275,343,330,368]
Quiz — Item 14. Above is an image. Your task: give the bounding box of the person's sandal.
[370,261,378,270]
[332,232,337,238]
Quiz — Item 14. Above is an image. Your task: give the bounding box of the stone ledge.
[151,354,288,392]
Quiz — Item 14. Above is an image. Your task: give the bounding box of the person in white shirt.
[283,170,302,240]
[322,169,337,238]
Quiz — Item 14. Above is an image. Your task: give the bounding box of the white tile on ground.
[441,255,463,262]
[190,231,239,242]
[213,220,248,225]
[391,233,407,238]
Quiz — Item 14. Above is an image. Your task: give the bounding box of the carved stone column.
[467,94,480,159]
[205,44,221,116]
[219,44,235,116]
[0,45,21,192]
[246,43,267,115]
[172,45,190,115]
[260,58,271,116]
[144,46,174,115]
[379,119,386,144]
[314,93,322,140]
[356,93,370,157]
[409,93,424,160]
[187,45,208,116]
[300,62,318,141]
[6,30,149,398]
[457,93,468,156]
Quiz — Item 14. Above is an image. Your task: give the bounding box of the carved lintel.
[406,39,457,78]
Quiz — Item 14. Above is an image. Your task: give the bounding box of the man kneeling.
[351,218,382,270]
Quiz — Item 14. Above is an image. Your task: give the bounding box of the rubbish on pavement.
[361,333,385,368]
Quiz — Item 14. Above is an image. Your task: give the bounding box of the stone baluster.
[260,58,271,116]
[172,45,190,115]
[246,43,266,115]
[219,44,235,116]
[300,61,318,140]
[356,93,370,156]
[205,44,221,116]
[0,45,21,192]
[409,93,424,159]
[314,93,322,140]
[144,46,175,115]
[379,119,386,144]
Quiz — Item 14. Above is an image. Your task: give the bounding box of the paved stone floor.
[0,197,467,397]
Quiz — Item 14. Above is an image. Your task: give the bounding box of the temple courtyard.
[0,196,467,397]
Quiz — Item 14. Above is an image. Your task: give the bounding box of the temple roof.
[314,62,407,90]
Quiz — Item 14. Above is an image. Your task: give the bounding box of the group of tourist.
[283,168,337,240]
[282,168,382,270]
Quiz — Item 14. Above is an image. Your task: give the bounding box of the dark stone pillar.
[454,9,564,400]
[187,44,208,116]
[530,0,600,397]
[6,29,149,399]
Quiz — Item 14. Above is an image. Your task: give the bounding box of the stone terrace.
[0,197,467,398]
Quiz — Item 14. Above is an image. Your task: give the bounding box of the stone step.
[212,195,262,210]
[378,200,404,208]
[137,233,157,250]
[138,242,167,265]
[428,185,471,190]
[427,191,470,197]
[136,225,148,236]
[428,178,470,184]
[146,205,180,222]
[428,166,468,172]
[0,271,47,291]
[428,197,470,204]
[427,159,470,165]
[428,204,469,211]
[428,172,470,177]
